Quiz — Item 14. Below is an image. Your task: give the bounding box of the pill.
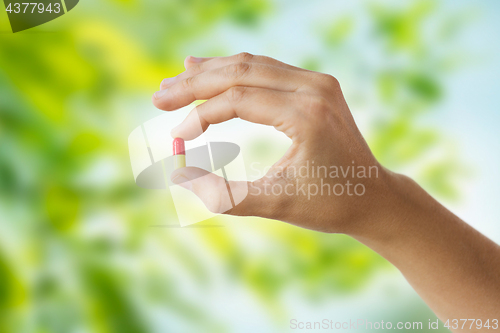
[173,137,186,169]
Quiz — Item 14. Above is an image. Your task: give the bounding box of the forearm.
[353,172,500,328]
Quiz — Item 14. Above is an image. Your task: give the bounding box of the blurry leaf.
[0,251,26,307]
[377,72,397,102]
[45,185,80,231]
[82,263,149,333]
[69,132,102,155]
[301,58,321,72]
[419,159,466,200]
[370,117,439,167]
[230,0,269,26]
[406,73,441,102]
[324,17,354,47]
[371,0,435,52]
[0,250,26,332]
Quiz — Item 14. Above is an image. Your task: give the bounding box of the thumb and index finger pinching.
[171,166,257,216]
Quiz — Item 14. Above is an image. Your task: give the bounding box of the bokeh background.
[1,0,499,332]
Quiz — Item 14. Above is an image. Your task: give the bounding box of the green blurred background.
[1,0,500,332]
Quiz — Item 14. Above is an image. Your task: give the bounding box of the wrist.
[349,168,459,262]
[347,169,425,244]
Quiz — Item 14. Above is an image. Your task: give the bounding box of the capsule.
[173,138,186,169]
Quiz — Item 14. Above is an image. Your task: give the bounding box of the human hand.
[152,54,500,323]
[152,53,394,235]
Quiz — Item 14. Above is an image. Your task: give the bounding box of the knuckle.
[319,74,340,91]
[188,62,204,75]
[236,52,254,62]
[226,86,247,104]
[181,75,195,90]
[323,73,340,85]
[226,62,251,79]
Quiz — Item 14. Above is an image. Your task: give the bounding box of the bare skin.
[152,53,500,331]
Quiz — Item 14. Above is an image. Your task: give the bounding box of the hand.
[153,53,500,324]
[152,53,393,234]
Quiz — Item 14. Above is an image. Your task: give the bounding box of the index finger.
[171,87,302,141]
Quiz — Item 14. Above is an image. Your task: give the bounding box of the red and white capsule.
[173,138,186,169]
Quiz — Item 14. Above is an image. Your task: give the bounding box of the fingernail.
[189,56,204,63]
[153,89,168,99]
[160,77,176,89]
[172,175,192,191]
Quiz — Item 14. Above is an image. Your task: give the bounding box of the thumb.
[171,167,274,217]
